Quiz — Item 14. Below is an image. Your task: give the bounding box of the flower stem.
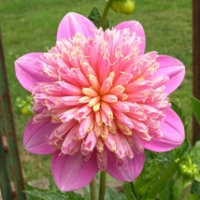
[90,177,97,200]
[98,171,107,200]
[99,0,113,28]
[146,160,180,199]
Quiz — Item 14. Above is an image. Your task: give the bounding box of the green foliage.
[24,184,84,200]
[88,7,110,30]
[83,185,126,200]
[123,183,137,200]
[158,179,174,200]
[105,187,126,200]
[25,190,84,200]
[122,150,176,199]
[16,96,33,115]
[189,141,200,170]
[122,134,192,200]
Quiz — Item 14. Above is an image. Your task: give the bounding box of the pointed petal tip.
[114,20,146,54]
[57,12,96,41]
[156,55,185,94]
[15,53,46,92]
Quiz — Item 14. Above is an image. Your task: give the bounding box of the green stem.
[146,160,180,199]
[90,177,98,200]
[98,171,107,200]
[99,0,113,28]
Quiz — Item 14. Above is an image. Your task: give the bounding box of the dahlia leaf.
[189,141,200,169]
[186,193,200,200]
[191,180,200,194]
[105,186,126,200]
[158,179,174,200]
[173,138,190,159]
[136,150,176,198]
[133,151,166,197]
[25,189,84,200]
[83,185,126,200]
[173,178,184,200]
[88,7,110,29]
[123,183,138,200]
[182,176,194,189]
[192,97,200,126]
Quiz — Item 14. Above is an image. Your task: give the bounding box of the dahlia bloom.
[15,12,185,191]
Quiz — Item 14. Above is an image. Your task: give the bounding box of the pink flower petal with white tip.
[154,55,185,94]
[141,108,185,152]
[52,151,98,191]
[114,20,146,54]
[57,12,96,41]
[106,151,145,182]
[15,53,54,92]
[23,117,60,154]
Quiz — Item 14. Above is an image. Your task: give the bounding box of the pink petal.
[23,117,60,154]
[154,55,185,94]
[106,151,145,182]
[114,21,146,54]
[52,151,98,191]
[15,53,54,92]
[141,108,185,152]
[57,12,96,41]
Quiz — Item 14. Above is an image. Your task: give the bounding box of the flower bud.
[179,159,200,188]
[16,96,33,115]
[111,0,135,15]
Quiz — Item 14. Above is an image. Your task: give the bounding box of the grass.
[0,0,192,182]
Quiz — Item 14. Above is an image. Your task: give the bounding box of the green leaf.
[191,180,200,194]
[105,186,126,200]
[186,193,200,200]
[173,178,184,200]
[82,186,90,200]
[133,150,175,198]
[173,138,190,159]
[123,183,137,200]
[189,141,200,169]
[26,193,37,200]
[182,175,194,188]
[24,189,84,200]
[192,97,200,125]
[158,179,174,200]
[88,7,110,30]
[194,169,200,182]
[83,182,126,200]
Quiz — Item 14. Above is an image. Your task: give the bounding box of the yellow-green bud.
[111,0,135,15]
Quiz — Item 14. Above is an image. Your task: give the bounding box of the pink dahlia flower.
[15,12,185,191]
